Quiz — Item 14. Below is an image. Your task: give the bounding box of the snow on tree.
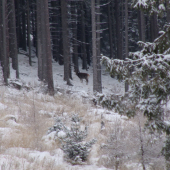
[48,114,96,165]
[100,24,170,132]
[99,24,170,168]
[132,0,165,14]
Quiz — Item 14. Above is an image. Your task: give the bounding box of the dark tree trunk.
[96,0,102,92]
[22,0,27,51]
[85,6,91,65]
[50,1,58,62]
[58,0,64,65]
[37,0,54,95]
[0,1,3,62]
[41,0,47,81]
[2,0,8,85]
[150,12,158,42]
[108,0,114,58]
[61,0,72,85]
[36,0,43,80]
[138,10,145,42]
[81,2,87,70]
[125,0,129,92]
[8,0,19,78]
[44,0,54,95]
[31,0,37,49]
[71,2,79,73]
[92,0,102,93]
[115,0,123,59]
[27,0,32,66]
[15,0,21,49]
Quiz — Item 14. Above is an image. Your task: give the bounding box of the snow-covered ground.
[0,54,166,170]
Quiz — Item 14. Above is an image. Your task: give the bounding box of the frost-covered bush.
[48,117,64,135]
[61,115,96,164]
[93,93,119,110]
[48,115,96,165]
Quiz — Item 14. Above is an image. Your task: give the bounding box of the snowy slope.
[0,54,165,170]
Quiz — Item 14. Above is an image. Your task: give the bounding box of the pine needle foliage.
[99,24,170,166]
[100,24,170,134]
[48,115,96,165]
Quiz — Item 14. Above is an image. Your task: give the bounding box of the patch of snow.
[57,130,66,139]
[0,103,7,110]
[42,131,56,146]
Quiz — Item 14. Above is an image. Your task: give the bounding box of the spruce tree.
[48,115,96,165]
[99,24,170,168]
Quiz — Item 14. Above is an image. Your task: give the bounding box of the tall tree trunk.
[72,2,79,73]
[85,6,91,65]
[36,0,43,80]
[96,0,102,92]
[2,0,8,85]
[125,0,129,92]
[150,12,158,42]
[0,3,2,62]
[61,0,72,86]
[44,0,54,95]
[108,0,114,58]
[32,0,37,49]
[41,0,47,81]
[138,10,145,42]
[92,0,102,93]
[37,0,54,95]
[81,2,87,70]
[15,0,21,49]
[8,0,19,78]
[22,0,27,51]
[27,0,32,66]
[58,0,64,65]
[115,0,123,59]
[37,0,47,81]
[50,0,58,62]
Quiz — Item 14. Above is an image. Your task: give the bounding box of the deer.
[75,68,89,85]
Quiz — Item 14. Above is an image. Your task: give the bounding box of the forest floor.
[0,53,166,170]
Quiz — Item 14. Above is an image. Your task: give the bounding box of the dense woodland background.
[0,0,169,95]
[1,1,170,169]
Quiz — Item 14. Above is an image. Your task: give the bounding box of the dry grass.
[0,86,166,169]
[0,87,91,152]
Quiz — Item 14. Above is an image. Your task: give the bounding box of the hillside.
[0,54,166,170]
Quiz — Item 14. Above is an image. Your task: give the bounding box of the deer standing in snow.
[75,69,89,85]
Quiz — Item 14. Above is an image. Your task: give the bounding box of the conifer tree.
[48,115,96,165]
[100,24,170,169]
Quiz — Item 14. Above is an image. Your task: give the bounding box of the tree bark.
[44,0,54,95]
[22,0,27,51]
[0,3,2,62]
[71,1,79,73]
[8,0,19,78]
[2,0,8,85]
[81,2,87,70]
[27,0,32,66]
[37,0,43,80]
[92,0,102,93]
[115,0,123,59]
[150,12,158,42]
[61,0,72,86]
[50,0,58,62]
[138,10,145,42]
[96,0,102,92]
[125,0,129,92]
[108,0,114,58]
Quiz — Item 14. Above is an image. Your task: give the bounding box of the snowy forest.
[0,0,170,170]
